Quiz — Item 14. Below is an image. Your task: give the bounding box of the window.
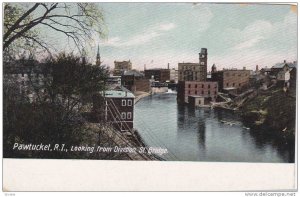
[233,83,235,87]
[195,84,197,88]
[202,84,204,88]
[127,112,132,119]
[21,73,24,77]
[226,83,229,87]
[122,99,126,106]
[188,90,190,94]
[195,91,197,94]
[199,100,201,105]
[208,91,210,95]
[128,99,132,106]
[188,84,191,88]
[201,90,204,94]
[215,91,217,94]
[208,84,210,88]
[121,112,126,119]
[239,83,241,86]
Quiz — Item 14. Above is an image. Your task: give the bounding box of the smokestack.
[284,60,286,63]
[167,63,170,70]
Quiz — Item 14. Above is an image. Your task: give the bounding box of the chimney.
[167,63,170,70]
[243,67,246,70]
[284,60,286,63]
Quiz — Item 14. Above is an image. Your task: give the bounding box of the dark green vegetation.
[241,85,296,138]
[3,54,110,159]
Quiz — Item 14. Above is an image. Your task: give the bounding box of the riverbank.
[240,86,296,138]
[134,91,151,104]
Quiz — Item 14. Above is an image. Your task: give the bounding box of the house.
[95,87,135,132]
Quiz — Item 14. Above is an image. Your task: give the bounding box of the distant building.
[107,75,122,87]
[144,69,170,82]
[270,60,296,76]
[211,64,217,73]
[121,70,150,92]
[170,68,178,83]
[4,60,51,102]
[211,69,251,94]
[177,81,218,104]
[98,87,135,132]
[96,45,101,66]
[178,48,208,81]
[113,60,132,76]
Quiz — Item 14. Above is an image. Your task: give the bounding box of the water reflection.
[134,93,294,163]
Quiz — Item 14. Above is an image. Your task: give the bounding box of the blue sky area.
[33,3,298,71]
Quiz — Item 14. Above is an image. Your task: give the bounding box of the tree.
[4,3,105,57]
[3,53,109,159]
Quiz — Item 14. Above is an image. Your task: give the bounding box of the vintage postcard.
[2,2,297,191]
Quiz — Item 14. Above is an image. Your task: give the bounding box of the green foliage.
[241,87,296,135]
[3,53,109,158]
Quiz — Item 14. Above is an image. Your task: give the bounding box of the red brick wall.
[177,81,218,103]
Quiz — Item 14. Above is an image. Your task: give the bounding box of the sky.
[33,3,298,71]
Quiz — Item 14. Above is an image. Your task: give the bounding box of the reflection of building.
[178,48,208,81]
[144,69,170,82]
[177,81,218,104]
[121,70,150,92]
[113,60,132,76]
[211,68,250,94]
[100,88,135,132]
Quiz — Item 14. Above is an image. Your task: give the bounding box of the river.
[134,93,294,162]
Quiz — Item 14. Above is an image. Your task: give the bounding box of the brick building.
[144,69,170,82]
[113,60,132,76]
[211,69,251,93]
[94,88,135,132]
[177,81,218,104]
[178,48,208,81]
[121,70,150,92]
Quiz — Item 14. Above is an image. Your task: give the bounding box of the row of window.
[188,90,217,95]
[187,84,217,89]
[121,112,132,120]
[121,99,133,106]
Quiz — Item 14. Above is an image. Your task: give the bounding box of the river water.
[134,93,294,163]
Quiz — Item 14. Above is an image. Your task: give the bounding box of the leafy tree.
[3,54,109,158]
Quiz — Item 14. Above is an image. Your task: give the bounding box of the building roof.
[103,90,135,98]
[123,70,144,77]
[272,62,296,69]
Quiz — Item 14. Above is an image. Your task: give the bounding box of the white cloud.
[158,23,176,31]
[230,20,273,50]
[101,22,176,48]
[233,36,264,50]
